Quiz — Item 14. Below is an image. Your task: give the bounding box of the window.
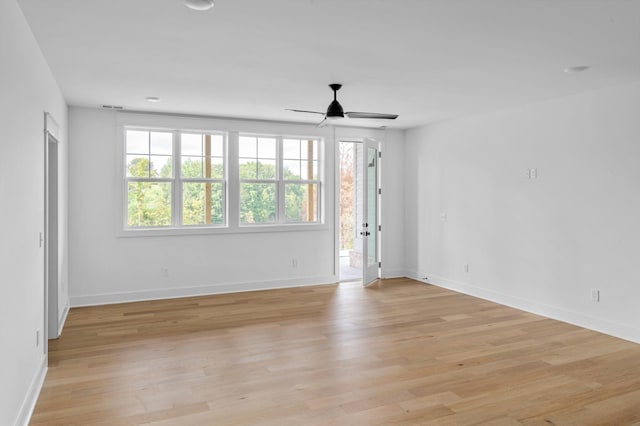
[283,138,319,223]
[239,136,277,224]
[239,135,321,225]
[181,133,225,226]
[124,129,227,229]
[122,126,322,233]
[125,130,173,227]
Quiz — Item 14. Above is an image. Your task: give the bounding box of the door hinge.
[378,225,382,231]
[378,188,382,195]
[378,151,382,158]
[378,261,382,268]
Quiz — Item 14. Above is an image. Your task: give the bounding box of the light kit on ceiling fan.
[184,0,214,11]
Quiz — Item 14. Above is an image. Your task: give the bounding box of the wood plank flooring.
[31,279,640,425]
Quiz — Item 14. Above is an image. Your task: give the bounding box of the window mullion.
[277,137,285,224]
[174,130,182,227]
[227,131,239,228]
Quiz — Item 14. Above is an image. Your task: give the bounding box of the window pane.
[127,182,172,227]
[283,160,300,180]
[239,159,258,179]
[285,183,318,223]
[181,133,202,156]
[181,156,203,178]
[283,139,300,159]
[240,182,276,224]
[239,136,256,158]
[301,140,316,160]
[257,160,276,179]
[258,137,277,159]
[183,182,224,226]
[150,155,172,178]
[126,155,150,177]
[209,134,224,157]
[300,160,310,180]
[150,132,172,155]
[209,157,224,179]
[126,130,149,154]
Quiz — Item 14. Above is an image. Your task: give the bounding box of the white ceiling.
[18,0,640,129]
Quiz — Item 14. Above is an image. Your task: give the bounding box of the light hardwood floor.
[32,279,640,425]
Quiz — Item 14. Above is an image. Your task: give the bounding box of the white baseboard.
[381,268,406,279]
[15,355,47,426]
[70,275,338,307]
[406,271,640,345]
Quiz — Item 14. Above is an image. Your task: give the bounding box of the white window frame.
[121,127,228,233]
[177,131,227,227]
[238,133,322,227]
[117,123,325,237]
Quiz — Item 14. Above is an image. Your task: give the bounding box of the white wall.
[380,129,405,278]
[0,0,68,424]
[404,81,640,343]
[68,108,405,305]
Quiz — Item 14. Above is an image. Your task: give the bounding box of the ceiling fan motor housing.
[326,100,344,118]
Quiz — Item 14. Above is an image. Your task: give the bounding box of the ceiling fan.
[287,84,399,127]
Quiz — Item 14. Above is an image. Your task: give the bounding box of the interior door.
[361,139,380,286]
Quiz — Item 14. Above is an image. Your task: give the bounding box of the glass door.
[338,139,380,285]
[362,139,380,286]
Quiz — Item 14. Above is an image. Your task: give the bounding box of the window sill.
[116,223,328,238]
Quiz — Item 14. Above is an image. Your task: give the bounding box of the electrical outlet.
[530,168,538,179]
[292,259,298,268]
[591,289,600,302]
[440,212,447,222]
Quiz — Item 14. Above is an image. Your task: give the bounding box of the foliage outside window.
[181,133,225,226]
[125,129,227,229]
[124,128,322,232]
[239,135,321,225]
[283,138,319,223]
[126,130,173,227]
[239,136,278,224]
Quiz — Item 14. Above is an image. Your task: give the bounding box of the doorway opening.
[45,131,60,343]
[338,141,361,282]
[338,138,380,285]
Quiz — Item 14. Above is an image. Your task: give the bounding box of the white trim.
[380,269,406,279]
[44,112,60,140]
[70,275,337,307]
[15,355,47,426]
[57,302,70,336]
[116,222,329,238]
[406,271,640,344]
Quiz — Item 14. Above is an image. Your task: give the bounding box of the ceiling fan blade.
[345,112,399,120]
[286,109,325,115]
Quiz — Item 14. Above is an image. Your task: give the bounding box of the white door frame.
[44,113,61,348]
[336,137,381,285]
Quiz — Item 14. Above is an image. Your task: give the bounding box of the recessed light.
[146,97,161,103]
[185,0,214,11]
[563,65,590,74]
